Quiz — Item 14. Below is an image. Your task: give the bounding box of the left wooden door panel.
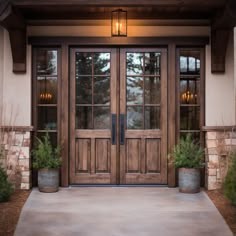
[70,48,117,184]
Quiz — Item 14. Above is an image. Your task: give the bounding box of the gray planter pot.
[178,168,200,193]
[38,168,59,193]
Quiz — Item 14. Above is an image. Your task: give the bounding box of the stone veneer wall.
[0,127,32,190]
[205,129,236,190]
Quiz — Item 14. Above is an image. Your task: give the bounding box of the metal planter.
[178,168,200,193]
[38,168,59,193]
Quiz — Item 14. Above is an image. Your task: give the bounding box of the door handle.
[112,114,116,145]
[120,114,125,145]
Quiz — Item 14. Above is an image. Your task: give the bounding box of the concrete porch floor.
[14,187,233,236]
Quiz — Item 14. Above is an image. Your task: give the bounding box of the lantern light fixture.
[111,9,127,37]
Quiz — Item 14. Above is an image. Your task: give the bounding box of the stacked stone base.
[0,127,32,190]
[205,129,236,190]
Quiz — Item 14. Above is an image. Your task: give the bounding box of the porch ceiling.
[0,0,235,73]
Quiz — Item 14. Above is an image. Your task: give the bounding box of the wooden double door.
[70,48,167,185]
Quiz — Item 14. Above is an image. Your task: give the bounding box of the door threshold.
[69,184,168,187]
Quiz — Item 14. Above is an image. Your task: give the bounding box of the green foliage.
[224,151,236,206]
[0,163,13,202]
[32,133,61,169]
[169,134,204,168]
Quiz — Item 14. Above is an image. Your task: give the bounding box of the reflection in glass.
[180,132,200,142]
[180,79,200,104]
[37,132,58,149]
[145,77,161,104]
[37,107,57,130]
[126,53,143,75]
[145,106,160,129]
[76,76,92,104]
[76,52,92,75]
[180,56,187,73]
[127,77,143,105]
[127,106,142,129]
[94,53,110,75]
[94,107,110,129]
[180,106,200,130]
[37,77,57,104]
[180,51,200,74]
[76,106,92,129]
[144,53,160,75]
[94,77,110,105]
[36,50,57,76]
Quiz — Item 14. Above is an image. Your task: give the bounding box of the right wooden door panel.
[119,48,168,184]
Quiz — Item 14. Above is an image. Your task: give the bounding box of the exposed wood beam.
[210,0,236,73]
[211,29,230,73]
[12,0,227,7]
[0,2,26,73]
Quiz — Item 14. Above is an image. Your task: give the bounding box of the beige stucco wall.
[2,29,31,126]
[0,27,3,109]
[205,31,235,126]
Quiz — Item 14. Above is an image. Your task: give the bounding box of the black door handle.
[112,114,116,145]
[120,114,125,145]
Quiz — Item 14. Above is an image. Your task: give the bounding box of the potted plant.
[32,133,61,193]
[169,134,204,193]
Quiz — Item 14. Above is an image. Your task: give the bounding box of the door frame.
[30,36,208,187]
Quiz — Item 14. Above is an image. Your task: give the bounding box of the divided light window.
[177,49,204,143]
[33,48,59,147]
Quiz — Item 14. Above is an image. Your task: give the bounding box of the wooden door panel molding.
[75,139,91,173]
[95,139,111,173]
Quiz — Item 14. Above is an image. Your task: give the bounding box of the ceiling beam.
[210,0,236,73]
[12,0,227,7]
[0,1,26,73]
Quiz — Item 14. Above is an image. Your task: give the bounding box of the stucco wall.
[0,27,3,109]
[2,30,31,126]
[205,31,235,126]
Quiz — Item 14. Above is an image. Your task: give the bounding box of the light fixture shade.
[111,9,127,37]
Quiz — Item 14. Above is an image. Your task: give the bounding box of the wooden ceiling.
[0,0,235,73]
[5,0,228,21]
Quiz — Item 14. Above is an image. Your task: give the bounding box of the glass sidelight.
[34,49,59,147]
[177,49,204,142]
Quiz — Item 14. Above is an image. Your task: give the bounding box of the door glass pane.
[180,106,200,130]
[37,132,58,149]
[94,53,110,75]
[180,132,200,142]
[36,50,57,76]
[180,51,200,74]
[94,77,110,105]
[127,77,143,105]
[76,76,92,104]
[37,76,57,104]
[37,107,57,130]
[144,53,160,75]
[145,106,160,129]
[94,107,110,129]
[126,53,143,75]
[127,106,143,129]
[145,77,160,104]
[180,79,200,104]
[76,52,92,75]
[76,106,92,129]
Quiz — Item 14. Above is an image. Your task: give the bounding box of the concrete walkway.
[15,187,233,236]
